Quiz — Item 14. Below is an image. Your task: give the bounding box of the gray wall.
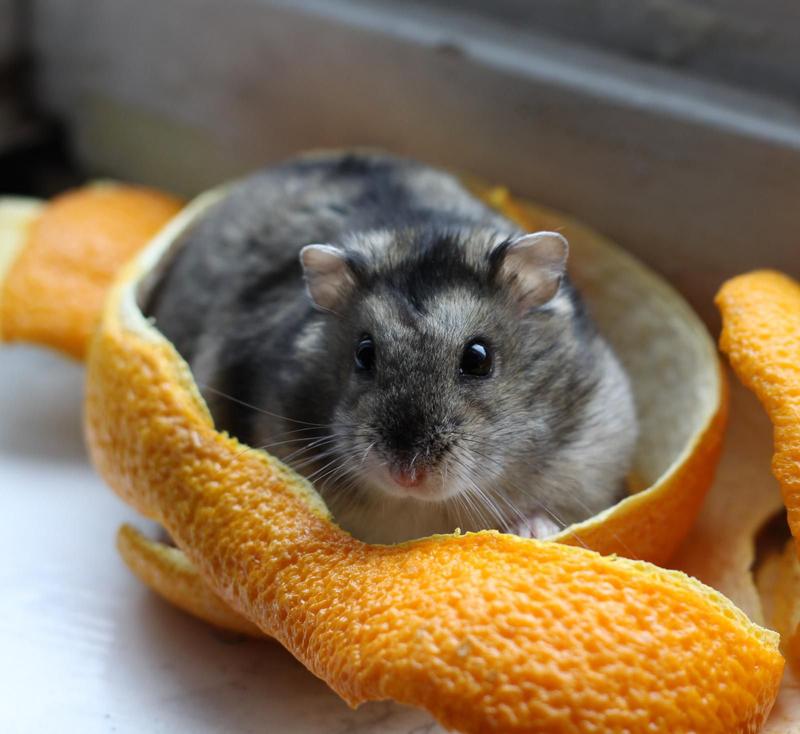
[26,0,800,323]
[432,0,800,106]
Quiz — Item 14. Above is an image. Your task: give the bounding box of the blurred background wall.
[436,0,800,103]
[1,0,798,318]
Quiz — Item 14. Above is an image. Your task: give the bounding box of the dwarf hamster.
[145,151,638,545]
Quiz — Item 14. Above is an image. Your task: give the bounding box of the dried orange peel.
[2,181,781,733]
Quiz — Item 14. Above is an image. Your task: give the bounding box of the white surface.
[0,345,443,734]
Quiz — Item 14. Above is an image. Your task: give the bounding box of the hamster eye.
[460,339,493,378]
[354,335,375,372]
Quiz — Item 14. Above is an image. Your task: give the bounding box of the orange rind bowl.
[2,177,772,733]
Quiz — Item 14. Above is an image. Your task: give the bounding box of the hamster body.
[146,151,637,544]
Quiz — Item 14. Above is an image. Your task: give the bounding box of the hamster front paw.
[508,514,561,540]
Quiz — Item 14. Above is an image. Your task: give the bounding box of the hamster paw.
[508,515,561,540]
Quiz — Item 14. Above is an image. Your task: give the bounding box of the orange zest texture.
[0,179,780,732]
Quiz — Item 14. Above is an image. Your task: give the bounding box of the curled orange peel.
[2,181,783,732]
[117,523,262,637]
[717,270,800,672]
[0,184,183,358]
[88,270,782,731]
[717,271,800,544]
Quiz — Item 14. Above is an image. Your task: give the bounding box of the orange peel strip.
[73,191,780,733]
[717,270,800,691]
[88,300,782,731]
[117,523,263,637]
[717,271,800,548]
[0,183,183,359]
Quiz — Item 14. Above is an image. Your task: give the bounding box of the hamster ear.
[492,231,568,313]
[299,244,355,313]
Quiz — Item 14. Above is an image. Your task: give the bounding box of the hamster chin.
[355,450,469,503]
[318,457,494,547]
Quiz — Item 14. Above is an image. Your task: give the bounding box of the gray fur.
[146,151,638,544]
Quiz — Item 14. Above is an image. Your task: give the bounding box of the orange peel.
[717,270,800,679]
[2,179,777,732]
[0,183,183,359]
[87,262,783,731]
[717,271,800,547]
[117,523,262,637]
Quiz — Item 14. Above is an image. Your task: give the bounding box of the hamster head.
[298,226,637,542]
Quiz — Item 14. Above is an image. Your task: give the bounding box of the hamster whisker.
[358,441,377,469]
[232,433,338,464]
[286,447,344,473]
[198,382,332,428]
[265,425,338,441]
[302,446,365,483]
[447,461,500,530]
[457,441,636,555]
[450,461,499,525]
[451,443,596,548]
[443,491,472,530]
[281,435,341,463]
[460,492,487,530]
[288,446,343,473]
[242,434,331,453]
[445,493,469,531]
[319,461,361,496]
[310,454,368,495]
[456,435,539,461]
[476,478,534,531]
[303,455,347,484]
[463,473,509,530]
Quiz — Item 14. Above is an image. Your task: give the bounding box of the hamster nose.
[389,465,427,489]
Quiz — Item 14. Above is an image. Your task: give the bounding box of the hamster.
[145,151,638,545]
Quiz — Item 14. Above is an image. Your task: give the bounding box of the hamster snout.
[146,151,638,545]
